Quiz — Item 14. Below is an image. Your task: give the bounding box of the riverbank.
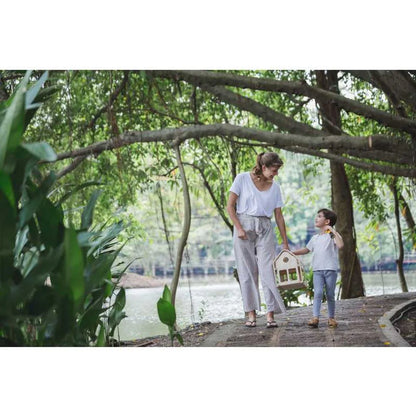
[116,273,168,289]
[116,272,239,289]
[119,292,416,347]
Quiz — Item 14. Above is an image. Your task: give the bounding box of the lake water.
[116,272,416,341]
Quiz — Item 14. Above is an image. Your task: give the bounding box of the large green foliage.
[0,72,127,346]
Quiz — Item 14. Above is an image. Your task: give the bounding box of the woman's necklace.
[252,174,272,190]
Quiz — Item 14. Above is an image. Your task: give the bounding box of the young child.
[292,208,344,328]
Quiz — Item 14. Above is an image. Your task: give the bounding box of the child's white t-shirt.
[229,172,284,218]
[306,233,339,271]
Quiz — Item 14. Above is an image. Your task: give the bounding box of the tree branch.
[56,155,88,179]
[347,70,416,113]
[170,144,192,306]
[84,71,129,130]
[193,81,322,137]
[146,70,416,135]
[183,162,233,232]
[227,137,416,177]
[54,123,413,166]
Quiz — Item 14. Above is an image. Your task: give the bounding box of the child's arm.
[325,225,344,249]
[291,248,310,256]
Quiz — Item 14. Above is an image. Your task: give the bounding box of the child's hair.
[318,208,337,226]
[252,152,283,177]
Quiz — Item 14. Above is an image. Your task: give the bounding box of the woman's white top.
[229,172,284,218]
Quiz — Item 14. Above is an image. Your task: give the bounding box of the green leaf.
[27,285,55,315]
[114,287,126,310]
[18,171,56,228]
[36,198,64,248]
[25,71,49,109]
[10,245,63,306]
[96,325,106,347]
[57,180,102,205]
[0,74,27,168]
[85,258,112,285]
[108,288,127,337]
[157,298,176,327]
[175,332,184,345]
[108,288,127,335]
[34,85,60,103]
[162,284,172,303]
[64,228,85,308]
[81,189,102,230]
[76,230,93,248]
[111,257,136,281]
[14,225,29,258]
[103,281,113,298]
[21,142,57,162]
[86,221,124,257]
[55,293,75,341]
[79,303,103,333]
[84,251,117,292]
[24,72,53,129]
[0,171,16,210]
[0,191,17,280]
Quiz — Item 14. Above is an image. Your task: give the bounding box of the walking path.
[199,292,416,347]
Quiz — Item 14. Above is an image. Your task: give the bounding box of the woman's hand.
[274,207,289,250]
[237,228,248,240]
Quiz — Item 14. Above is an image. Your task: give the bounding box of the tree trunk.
[330,161,365,298]
[389,184,416,249]
[392,179,409,292]
[170,143,192,306]
[315,70,365,298]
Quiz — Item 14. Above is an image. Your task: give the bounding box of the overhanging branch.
[147,70,416,135]
[53,123,416,178]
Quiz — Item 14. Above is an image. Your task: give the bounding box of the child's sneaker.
[307,317,319,328]
[328,318,338,328]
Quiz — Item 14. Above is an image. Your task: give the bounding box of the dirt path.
[120,292,416,347]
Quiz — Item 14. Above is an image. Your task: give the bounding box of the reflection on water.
[117,276,242,341]
[116,272,416,341]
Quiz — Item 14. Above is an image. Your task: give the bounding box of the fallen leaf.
[384,341,390,346]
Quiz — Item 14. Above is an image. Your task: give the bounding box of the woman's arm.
[226,192,247,240]
[274,207,289,250]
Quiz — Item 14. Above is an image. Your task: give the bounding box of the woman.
[226,152,289,328]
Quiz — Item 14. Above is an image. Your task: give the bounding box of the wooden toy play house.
[273,249,306,290]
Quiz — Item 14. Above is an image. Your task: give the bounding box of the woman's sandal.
[245,320,256,328]
[266,320,278,328]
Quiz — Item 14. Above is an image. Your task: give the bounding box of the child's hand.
[324,225,336,239]
[323,225,334,233]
